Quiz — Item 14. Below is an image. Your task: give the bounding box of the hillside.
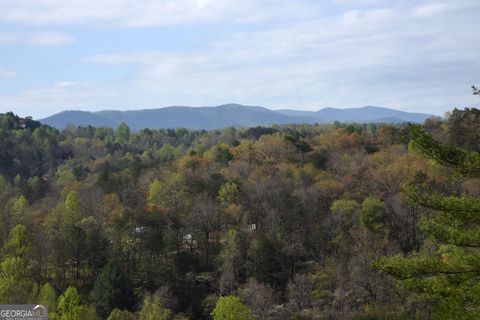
[40,104,436,130]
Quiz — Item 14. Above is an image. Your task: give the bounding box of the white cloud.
[0,31,74,46]
[28,32,74,45]
[1,0,479,118]
[413,3,447,17]
[0,67,17,79]
[0,0,317,27]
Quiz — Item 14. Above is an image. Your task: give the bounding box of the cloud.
[0,67,17,79]
[1,0,479,118]
[28,32,75,45]
[0,31,75,46]
[0,0,317,27]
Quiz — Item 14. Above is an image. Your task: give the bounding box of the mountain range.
[39,104,436,130]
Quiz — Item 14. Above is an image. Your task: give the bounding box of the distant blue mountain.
[40,104,436,130]
[40,110,119,129]
[277,106,434,123]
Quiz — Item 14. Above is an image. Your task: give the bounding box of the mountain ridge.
[39,104,437,130]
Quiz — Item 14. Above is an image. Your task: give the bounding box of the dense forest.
[0,105,479,319]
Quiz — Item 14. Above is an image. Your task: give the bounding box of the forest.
[0,105,479,320]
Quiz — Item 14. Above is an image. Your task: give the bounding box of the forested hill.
[39,104,435,130]
[0,108,478,319]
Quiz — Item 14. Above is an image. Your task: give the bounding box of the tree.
[217,183,239,207]
[90,261,132,317]
[331,199,360,221]
[138,294,172,320]
[360,197,386,234]
[0,257,36,303]
[238,278,274,320]
[107,308,137,320]
[445,108,480,152]
[65,191,81,225]
[39,283,58,315]
[247,234,284,290]
[116,123,131,142]
[376,125,480,319]
[219,230,241,295]
[211,295,250,320]
[11,195,28,225]
[57,287,82,320]
[0,224,37,304]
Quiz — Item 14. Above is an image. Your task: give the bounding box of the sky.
[0,0,478,119]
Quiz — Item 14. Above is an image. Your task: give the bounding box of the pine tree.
[376,124,480,319]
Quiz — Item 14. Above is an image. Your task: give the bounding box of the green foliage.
[12,195,27,222]
[0,257,36,303]
[218,183,239,206]
[107,308,137,320]
[147,179,163,208]
[116,123,131,141]
[65,191,80,224]
[247,235,285,289]
[90,261,131,317]
[3,224,34,258]
[211,296,250,320]
[445,108,480,151]
[0,225,37,303]
[39,283,57,313]
[138,294,172,320]
[360,197,386,233]
[377,125,480,319]
[331,199,360,218]
[0,109,478,318]
[408,124,480,177]
[57,287,82,320]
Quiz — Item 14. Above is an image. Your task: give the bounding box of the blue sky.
[0,0,478,119]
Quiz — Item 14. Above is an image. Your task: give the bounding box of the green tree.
[247,235,284,290]
[331,199,360,222]
[57,287,82,320]
[376,125,480,319]
[217,183,238,207]
[39,283,58,314]
[147,179,163,208]
[90,261,132,317]
[360,197,386,233]
[65,191,81,225]
[0,224,37,303]
[11,195,28,224]
[0,257,36,303]
[116,123,131,142]
[138,294,172,320]
[107,308,137,320]
[211,295,249,320]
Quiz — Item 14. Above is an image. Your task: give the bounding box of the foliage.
[212,295,250,320]
[57,287,82,320]
[0,108,477,318]
[360,197,386,233]
[107,309,137,320]
[138,294,172,320]
[377,122,480,319]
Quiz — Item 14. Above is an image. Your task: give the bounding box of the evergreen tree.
[0,224,37,303]
[57,287,82,320]
[376,125,480,319]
